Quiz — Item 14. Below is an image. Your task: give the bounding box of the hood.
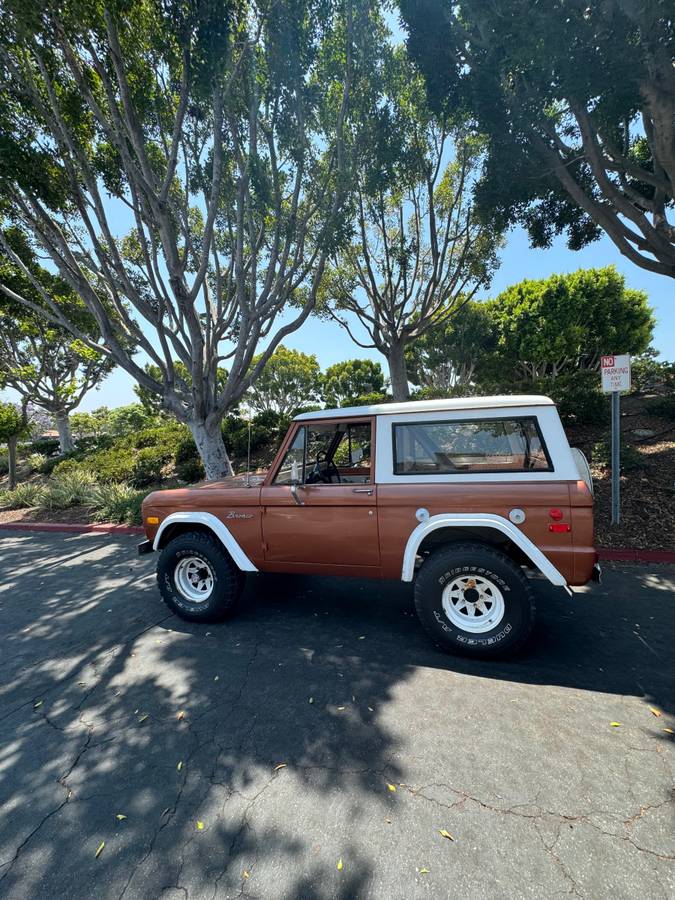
[143,471,267,508]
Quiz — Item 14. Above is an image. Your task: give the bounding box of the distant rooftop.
[294,395,555,421]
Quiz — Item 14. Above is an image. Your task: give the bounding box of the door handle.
[352,487,374,495]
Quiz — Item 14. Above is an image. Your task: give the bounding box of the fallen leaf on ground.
[115,814,127,821]
[649,707,662,717]
[214,676,219,682]
[358,636,366,640]
[242,871,250,880]
[610,722,622,728]
[95,841,105,858]
[337,706,346,711]
[196,821,204,830]
[309,697,314,704]
[418,868,429,874]
[368,707,374,712]
[33,701,43,710]
[664,727,674,735]
[337,858,343,871]
[177,761,183,771]
[386,783,397,792]
[439,830,454,841]
[176,710,185,720]
[274,763,287,771]
[138,714,149,724]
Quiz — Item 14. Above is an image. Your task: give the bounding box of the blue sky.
[65,224,674,412]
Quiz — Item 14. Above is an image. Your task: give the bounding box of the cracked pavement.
[0,532,673,899]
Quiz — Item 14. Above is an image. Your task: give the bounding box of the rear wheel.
[414,542,535,658]
[157,530,244,622]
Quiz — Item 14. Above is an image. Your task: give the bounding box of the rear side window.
[393,417,552,475]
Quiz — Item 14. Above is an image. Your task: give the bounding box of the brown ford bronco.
[139,396,600,657]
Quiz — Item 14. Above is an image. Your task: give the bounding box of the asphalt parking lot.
[0,532,673,900]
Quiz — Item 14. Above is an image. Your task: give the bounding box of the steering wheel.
[308,450,341,484]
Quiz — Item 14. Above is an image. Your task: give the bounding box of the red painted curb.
[0,521,144,535]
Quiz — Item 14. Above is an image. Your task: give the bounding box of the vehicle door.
[260,417,379,570]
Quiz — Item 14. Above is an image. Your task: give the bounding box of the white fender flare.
[401,513,567,587]
[153,511,258,572]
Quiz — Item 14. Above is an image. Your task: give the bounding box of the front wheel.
[414,543,535,658]
[157,530,244,622]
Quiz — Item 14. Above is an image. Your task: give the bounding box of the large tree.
[0,402,26,490]
[405,300,497,392]
[0,230,113,452]
[0,0,365,478]
[322,358,385,406]
[246,345,322,415]
[324,46,502,399]
[489,267,654,381]
[400,0,675,279]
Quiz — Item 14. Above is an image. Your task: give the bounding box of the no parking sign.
[601,355,631,393]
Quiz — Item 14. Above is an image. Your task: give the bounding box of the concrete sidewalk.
[0,532,673,899]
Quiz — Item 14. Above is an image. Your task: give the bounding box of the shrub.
[25,452,48,473]
[645,394,675,421]
[39,470,98,509]
[590,440,645,472]
[0,449,8,476]
[131,445,174,487]
[88,483,145,524]
[176,457,205,483]
[29,437,60,456]
[53,447,137,483]
[0,482,44,509]
[131,424,187,450]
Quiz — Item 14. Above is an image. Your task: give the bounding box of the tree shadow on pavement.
[0,533,672,898]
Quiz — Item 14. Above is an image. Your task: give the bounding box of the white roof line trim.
[294,395,555,421]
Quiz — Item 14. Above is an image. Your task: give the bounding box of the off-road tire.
[157,530,244,622]
[414,542,535,658]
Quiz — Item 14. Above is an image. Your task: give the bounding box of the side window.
[393,418,552,474]
[273,427,306,484]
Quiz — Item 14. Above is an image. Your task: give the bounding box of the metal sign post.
[601,355,631,526]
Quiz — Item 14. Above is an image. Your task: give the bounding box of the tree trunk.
[55,411,75,453]
[7,435,18,491]
[387,343,410,401]
[189,420,234,480]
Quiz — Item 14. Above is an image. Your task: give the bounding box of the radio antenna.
[245,415,252,487]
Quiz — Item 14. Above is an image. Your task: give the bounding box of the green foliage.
[0,481,43,509]
[131,446,174,488]
[645,395,675,421]
[406,302,497,390]
[489,268,653,380]
[54,448,136,484]
[0,449,7,475]
[0,401,24,444]
[39,470,98,509]
[175,457,205,484]
[323,359,385,407]
[400,1,675,277]
[0,229,115,427]
[543,371,611,427]
[88,483,145,525]
[590,441,646,473]
[247,347,322,416]
[24,452,47,473]
[631,350,675,395]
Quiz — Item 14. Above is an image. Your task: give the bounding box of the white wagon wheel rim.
[175,556,215,603]
[441,574,506,634]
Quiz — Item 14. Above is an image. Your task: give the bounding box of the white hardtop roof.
[294,395,555,421]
